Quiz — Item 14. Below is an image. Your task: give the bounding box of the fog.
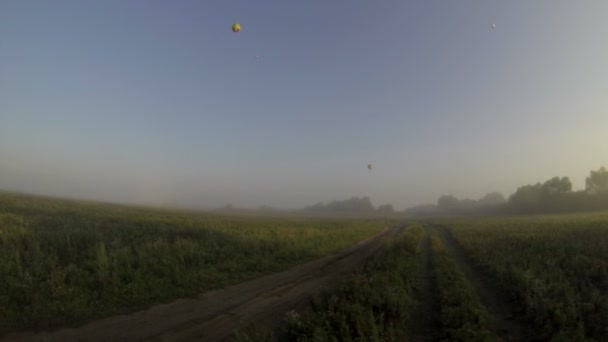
[1,1,607,210]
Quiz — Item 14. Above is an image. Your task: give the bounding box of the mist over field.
[1,0,607,210]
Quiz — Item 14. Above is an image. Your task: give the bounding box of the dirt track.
[432,225,530,342]
[3,225,403,342]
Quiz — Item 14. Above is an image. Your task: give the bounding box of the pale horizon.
[1,1,607,211]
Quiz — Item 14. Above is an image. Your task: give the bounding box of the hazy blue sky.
[1,1,607,209]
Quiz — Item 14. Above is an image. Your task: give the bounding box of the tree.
[377,204,395,214]
[542,176,572,196]
[437,195,460,211]
[478,192,506,207]
[586,167,608,194]
[509,183,543,211]
[314,196,375,212]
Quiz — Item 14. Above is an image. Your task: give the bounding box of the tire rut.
[431,225,530,342]
[406,228,437,342]
[3,225,405,342]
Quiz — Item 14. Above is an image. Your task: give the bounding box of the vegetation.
[238,224,496,341]
[304,196,376,213]
[429,231,494,341]
[0,192,390,334]
[437,212,608,341]
[412,166,608,216]
[6,189,608,341]
[280,225,424,341]
[235,225,425,342]
[239,212,608,341]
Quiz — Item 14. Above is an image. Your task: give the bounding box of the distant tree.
[478,192,506,207]
[509,183,543,211]
[308,196,375,212]
[377,204,395,214]
[437,195,460,211]
[542,176,572,196]
[305,202,326,211]
[586,167,608,194]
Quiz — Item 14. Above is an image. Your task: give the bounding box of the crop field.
[239,213,608,342]
[3,191,608,342]
[432,213,608,341]
[0,193,391,335]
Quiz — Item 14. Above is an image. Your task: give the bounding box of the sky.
[1,1,607,210]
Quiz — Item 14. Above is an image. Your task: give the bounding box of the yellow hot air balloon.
[232,23,241,33]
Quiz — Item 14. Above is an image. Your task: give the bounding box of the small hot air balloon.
[368,164,373,171]
[491,23,496,29]
[232,23,241,33]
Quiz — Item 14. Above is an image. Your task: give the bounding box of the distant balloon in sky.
[368,164,373,171]
[491,23,496,29]
[232,23,241,32]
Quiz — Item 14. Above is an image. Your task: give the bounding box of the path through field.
[3,225,404,342]
[407,229,437,341]
[432,225,531,342]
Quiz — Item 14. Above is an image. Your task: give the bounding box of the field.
[432,213,608,341]
[0,192,391,335]
[3,191,608,341]
[239,213,608,341]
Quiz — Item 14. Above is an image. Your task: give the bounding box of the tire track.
[432,225,530,342]
[406,227,437,341]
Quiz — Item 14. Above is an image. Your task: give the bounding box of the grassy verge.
[0,193,392,334]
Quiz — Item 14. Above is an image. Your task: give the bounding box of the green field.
[244,212,608,341]
[3,191,608,341]
[0,192,391,334]
[433,213,608,341]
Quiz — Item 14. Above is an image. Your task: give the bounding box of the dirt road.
[3,225,403,342]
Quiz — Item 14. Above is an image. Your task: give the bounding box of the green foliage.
[437,213,608,341]
[586,166,608,194]
[280,225,424,342]
[0,192,390,334]
[429,232,495,341]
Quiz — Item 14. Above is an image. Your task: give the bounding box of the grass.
[0,192,392,334]
[435,212,608,341]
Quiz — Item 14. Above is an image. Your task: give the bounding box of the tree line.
[302,167,608,216]
[430,166,608,215]
[304,196,396,214]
